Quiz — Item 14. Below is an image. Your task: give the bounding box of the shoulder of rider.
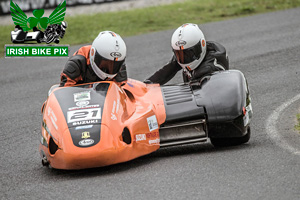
[63,54,87,80]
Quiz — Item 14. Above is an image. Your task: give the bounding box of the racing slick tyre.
[210,127,251,147]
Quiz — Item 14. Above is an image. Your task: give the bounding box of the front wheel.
[210,127,251,147]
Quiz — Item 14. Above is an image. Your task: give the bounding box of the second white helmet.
[90,31,127,80]
[171,23,206,71]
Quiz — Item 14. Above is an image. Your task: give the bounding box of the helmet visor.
[173,40,202,64]
[94,50,125,75]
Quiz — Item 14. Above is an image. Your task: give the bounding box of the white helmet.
[90,31,127,80]
[171,23,206,71]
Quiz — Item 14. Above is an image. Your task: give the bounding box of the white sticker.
[67,108,101,123]
[76,100,90,107]
[147,115,158,132]
[149,139,160,145]
[79,139,94,146]
[74,91,91,102]
[136,134,146,142]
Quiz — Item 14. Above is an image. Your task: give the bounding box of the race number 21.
[67,108,101,123]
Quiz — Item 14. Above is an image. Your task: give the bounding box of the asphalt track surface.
[1,8,300,200]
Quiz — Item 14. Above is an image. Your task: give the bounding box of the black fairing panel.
[193,70,247,122]
[160,70,251,138]
[53,82,110,147]
[193,70,250,138]
[160,85,206,124]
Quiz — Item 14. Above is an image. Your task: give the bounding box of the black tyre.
[210,126,251,147]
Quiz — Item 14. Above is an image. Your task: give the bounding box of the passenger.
[144,23,229,84]
[60,31,127,87]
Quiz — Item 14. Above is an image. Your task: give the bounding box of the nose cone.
[50,125,121,169]
[68,124,102,148]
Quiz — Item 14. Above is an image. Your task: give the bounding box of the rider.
[60,31,127,87]
[144,23,229,84]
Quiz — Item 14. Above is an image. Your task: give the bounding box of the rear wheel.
[210,126,251,147]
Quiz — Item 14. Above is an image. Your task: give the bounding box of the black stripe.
[54,82,110,148]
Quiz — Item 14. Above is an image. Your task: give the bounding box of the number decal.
[70,111,89,120]
[67,108,101,123]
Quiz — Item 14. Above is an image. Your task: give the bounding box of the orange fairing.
[39,79,166,169]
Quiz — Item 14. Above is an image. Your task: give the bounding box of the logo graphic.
[175,40,187,47]
[73,91,91,102]
[110,52,122,58]
[79,139,94,146]
[10,0,67,44]
[81,132,91,139]
[76,100,90,107]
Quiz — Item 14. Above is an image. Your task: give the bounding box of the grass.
[295,114,300,133]
[1,0,300,56]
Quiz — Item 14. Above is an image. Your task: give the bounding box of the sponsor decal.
[110,99,119,121]
[47,106,58,130]
[47,107,56,119]
[67,108,101,123]
[146,130,159,138]
[74,91,91,102]
[79,139,94,146]
[50,115,58,130]
[75,125,93,130]
[116,99,120,113]
[76,100,89,107]
[112,100,116,113]
[68,104,99,111]
[72,119,99,126]
[135,134,146,142]
[147,115,159,132]
[175,40,187,47]
[149,139,160,145]
[81,131,90,139]
[110,52,122,58]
